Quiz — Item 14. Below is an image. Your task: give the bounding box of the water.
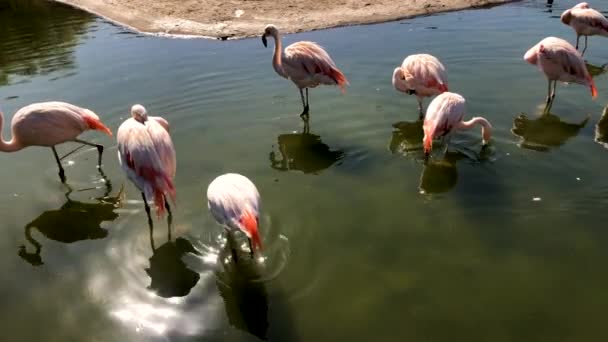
[1,0,608,340]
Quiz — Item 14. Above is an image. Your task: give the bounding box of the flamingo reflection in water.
[595,105,608,148]
[270,121,344,174]
[389,119,424,157]
[145,216,200,298]
[419,151,467,194]
[18,172,123,266]
[512,107,589,151]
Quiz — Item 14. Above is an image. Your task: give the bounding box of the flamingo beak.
[262,35,268,48]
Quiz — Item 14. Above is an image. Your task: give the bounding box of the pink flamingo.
[117,104,176,221]
[0,101,112,182]
[561,2,608,55]
[524,36,597,111]
[392,54,448,118]
[262,24,349,119]
[423,92,492,158]
[207,173,262,261]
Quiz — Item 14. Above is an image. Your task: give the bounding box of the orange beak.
[239,209,262,251]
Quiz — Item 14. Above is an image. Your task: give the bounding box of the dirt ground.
[53,0,514,39]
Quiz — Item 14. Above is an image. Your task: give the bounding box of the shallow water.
[2,0,608,341]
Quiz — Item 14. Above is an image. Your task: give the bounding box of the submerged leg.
[73,138,104,168]
[417,98,424,120]
[248,238,255,258]
[226,231,239,264]
[51,146,66,183]
[545,79,553,105]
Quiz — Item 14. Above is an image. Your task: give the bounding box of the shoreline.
[52,0,516,40]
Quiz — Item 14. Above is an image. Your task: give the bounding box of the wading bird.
[392,54,448,118]
[423,92,492,158]
[207,173,262,262]
[0,101,111,182]
[524,36,597,111]
[261,24,348,119]
[117,104,176,222]
[561,2,608,55]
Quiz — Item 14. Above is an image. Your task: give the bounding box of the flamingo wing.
[117,118,175,215]
[578,9,608,32]
[284,41,348,91]
[146,119,176,179]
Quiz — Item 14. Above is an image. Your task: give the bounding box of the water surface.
[2,1,608,341]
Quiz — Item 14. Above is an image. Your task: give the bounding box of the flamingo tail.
[328,67,349,93]
[84,116,112,136]
[140,166,176,217]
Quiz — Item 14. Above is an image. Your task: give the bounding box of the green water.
[2,0,608,341]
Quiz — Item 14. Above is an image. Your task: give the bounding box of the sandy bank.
[53,0,515,39]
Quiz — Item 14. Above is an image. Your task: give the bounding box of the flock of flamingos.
[0,2,607,260]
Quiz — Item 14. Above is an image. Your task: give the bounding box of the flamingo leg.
[576,35,580,50]
[417,98,424,120]
[59,144,86,161]
[299,88,310,118]
[581,36,588,56]
[51,146,66,183]
[141,192,153,228]
[225,231,239,264]
[164,198,172,242]
[73,138,104,168]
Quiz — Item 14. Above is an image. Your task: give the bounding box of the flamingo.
[0,101,112,182]
[207,173,262,262]
[423,92,492,158]
[261,24,349,119]
[392,54,448,118]
[117,104,176,222]
[561,2,608,55]
[524,36,597,111]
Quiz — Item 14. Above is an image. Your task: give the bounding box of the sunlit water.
[2,0,608,341]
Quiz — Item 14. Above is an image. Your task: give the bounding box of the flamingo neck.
[0,111,23,152]
[271,32,287,78]
[459,116,492,145]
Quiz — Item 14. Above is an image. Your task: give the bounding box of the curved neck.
[459,117,492,144]
[0,112,22,152]
[271,32,287,78]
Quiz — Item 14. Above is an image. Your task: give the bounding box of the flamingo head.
[239,208,262,251]
[560,9,572,25]
[392,67,407,92]
[523,45,539,65]
[262,24,278,47]
[131,104,148,123]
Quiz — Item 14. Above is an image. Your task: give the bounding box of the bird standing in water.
[117,104,176,222]
[561,2,608,55]
[423,92,492,158]
[207,173,262,262]
[392,54,448,118]
[524,36,597,112]
[262,24,348,119]
[0,101,112,182]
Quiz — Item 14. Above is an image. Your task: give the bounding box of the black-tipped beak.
[262,35,267,48]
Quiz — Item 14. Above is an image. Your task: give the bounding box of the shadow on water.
[595,105,608,149]
[587,62,608,78]
[145,224,201,298]
[0,0,92,86]
[18,174,123,266]
[419,151,467,194]
[511,110,589,152]
[389,119,424,157]
[269,120,344,174]
[214,233,299,341]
